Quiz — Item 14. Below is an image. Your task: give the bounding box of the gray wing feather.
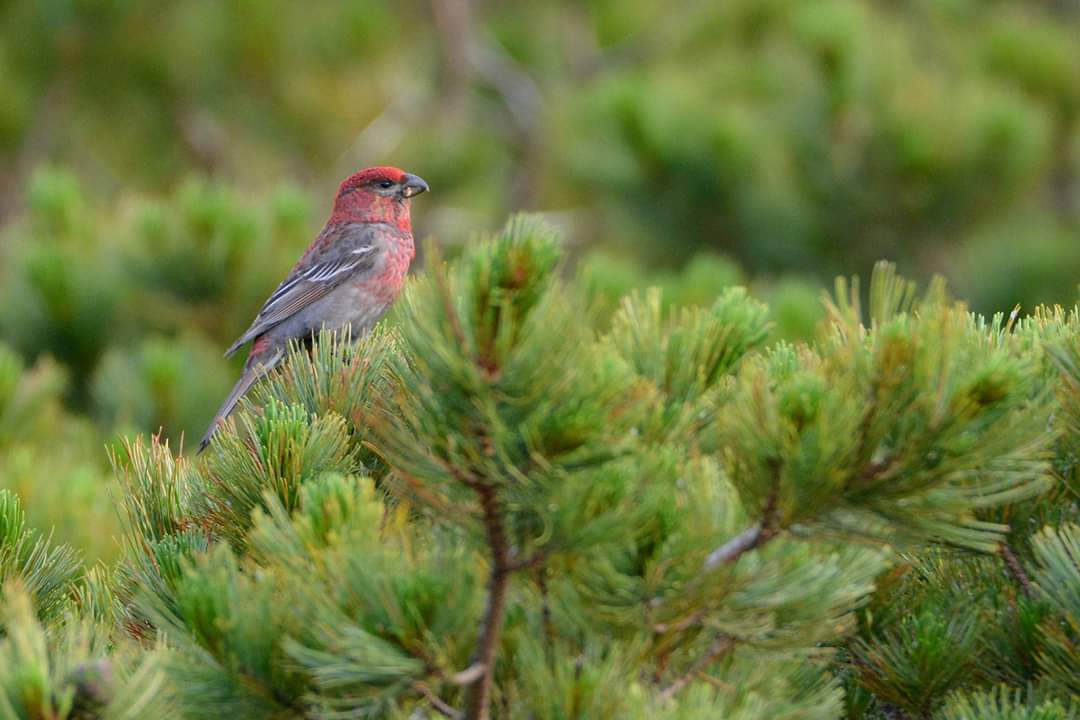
[223,226,379,358]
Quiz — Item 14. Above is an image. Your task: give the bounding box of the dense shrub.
[0,219,1074,719]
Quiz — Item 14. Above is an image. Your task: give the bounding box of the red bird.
[198,166,428,452]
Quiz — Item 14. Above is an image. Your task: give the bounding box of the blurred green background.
[0,0,1078,560]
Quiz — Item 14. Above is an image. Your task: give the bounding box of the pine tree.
[0,216,1077,718]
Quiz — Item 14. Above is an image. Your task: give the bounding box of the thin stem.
[702,522,767,570]
[702,483,780,571]
[658,635,735,702]
[448,663,486,686]
[660,482,780,637]
[999,542,1037,600]
[413,681,463,720]
[463,483,512,720]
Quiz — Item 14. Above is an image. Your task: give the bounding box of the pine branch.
[703,482,779,571]
[654,484,781,637]
[702,522,770,570]
[463,482,512,720]
[998,542,1036,600]
[658,635,735,702]
[413,681,462,720]
[448,664,486,685]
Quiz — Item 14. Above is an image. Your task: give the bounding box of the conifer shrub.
[0,216,1076,719]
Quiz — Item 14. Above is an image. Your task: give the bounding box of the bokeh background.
[1,0,1078,560]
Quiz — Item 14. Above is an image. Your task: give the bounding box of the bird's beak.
[401,174,429,198]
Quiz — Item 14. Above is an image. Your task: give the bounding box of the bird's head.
[330,166,429,230]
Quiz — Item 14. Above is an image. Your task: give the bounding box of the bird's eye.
[378,180,394,189]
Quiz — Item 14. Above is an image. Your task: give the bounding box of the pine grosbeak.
[198,166,428,452]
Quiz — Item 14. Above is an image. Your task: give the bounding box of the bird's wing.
[224,223,379,357]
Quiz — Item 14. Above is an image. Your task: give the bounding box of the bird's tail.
[197,349,284,453]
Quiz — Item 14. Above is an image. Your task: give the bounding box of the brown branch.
[658,635,735,703]
[463,482,512,720]
[999,542,1037,600]
[448,663,486,686]
[653,612,705,636]
[702,523,768,570]
[656,481,782,638]
[413,681,463,720]
[702,484,780,571]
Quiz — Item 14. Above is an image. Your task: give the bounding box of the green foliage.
[608,286,770,439]
[1,220,1079,718]
[252,326,395,468]
[91,334,233,446]
[121,179,262,306]
[254,475,481,715]
[939,687,1078,720]
[1,0,1077,312]
[199,402,356,549]
[111,436,208,623]
[852,609,978,717]
[1046,324,1080,503]
[0,584,172,720]
[2,2,1079,715]
[1029,523,1080,696]
[0,344,66,447]
[379,216,640,559]
[142,546,307,719]
[0,359,117,562]
[0,169,122,399]
[954,210,1080,314]
[0,490,81,624]
[716,265,1052,552]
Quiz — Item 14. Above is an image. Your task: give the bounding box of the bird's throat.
[331,193,412,232]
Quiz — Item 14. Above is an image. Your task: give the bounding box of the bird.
[197,166,429,452]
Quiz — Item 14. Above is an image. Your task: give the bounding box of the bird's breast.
[358,235,415,302]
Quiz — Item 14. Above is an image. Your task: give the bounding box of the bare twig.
[702,522,768,570]
[655,482,781,638]
[413,681,463,720]
[653,612,705,635]
[448,663,486,686]
[702,484,780,571]
[658,635,735,703]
